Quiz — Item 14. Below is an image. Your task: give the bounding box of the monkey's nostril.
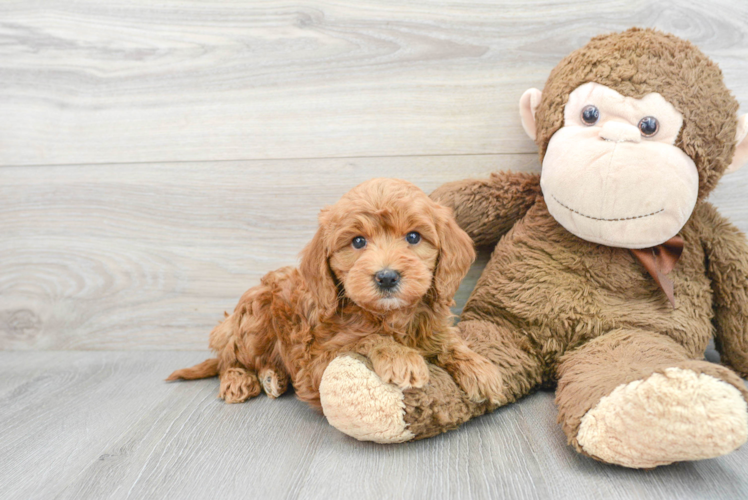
[374,269,400,290]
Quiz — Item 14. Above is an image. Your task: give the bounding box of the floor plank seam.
[0,152,536,170]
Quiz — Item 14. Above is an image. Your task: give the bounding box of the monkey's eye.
[638,116,659,137]
[405,232,421,245]
[352,236,367,249]
[581,105,600,125]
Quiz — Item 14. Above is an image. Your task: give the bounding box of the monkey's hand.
[700,202,748,378]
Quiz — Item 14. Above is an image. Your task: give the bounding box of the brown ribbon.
[629,236,684,308]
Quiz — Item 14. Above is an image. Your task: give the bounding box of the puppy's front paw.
[371,349,430,390]
[453,357,505,406]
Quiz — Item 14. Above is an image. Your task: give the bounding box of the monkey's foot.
[577,367,748,468]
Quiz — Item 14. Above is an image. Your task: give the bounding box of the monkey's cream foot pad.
[577,367,748,468]
[320,354,414,443]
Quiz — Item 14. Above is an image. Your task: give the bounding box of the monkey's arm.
[430,171,541,247]
[699,202,748,377]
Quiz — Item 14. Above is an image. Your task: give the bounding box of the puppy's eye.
[638,116,659,137]
[351,236,367,249]
[581,105,599,125]
[405,232,421,245]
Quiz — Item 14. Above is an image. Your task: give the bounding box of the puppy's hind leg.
[258,339,291,398]
[259,366,290,399]
[214,329,265,404]
[211,284,284,403]
[220,367,262,404]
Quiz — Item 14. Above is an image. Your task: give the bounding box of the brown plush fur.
[344,29,748,459]
[534,27,739,198]
[168,178,503,409]
[400,185,748,441]
[555,329,748,457]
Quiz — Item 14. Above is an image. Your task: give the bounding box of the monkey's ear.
[519,88,542,141]
[726,114,748,174]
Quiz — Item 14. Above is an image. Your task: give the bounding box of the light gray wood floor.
[3,1,748,499]
[2,351,747,500]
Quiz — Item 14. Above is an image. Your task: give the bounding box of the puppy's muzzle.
[374,269,400,291]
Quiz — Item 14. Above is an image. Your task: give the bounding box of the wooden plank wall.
[2,0,748,350]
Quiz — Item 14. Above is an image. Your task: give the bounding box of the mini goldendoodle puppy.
[168,178,502,409]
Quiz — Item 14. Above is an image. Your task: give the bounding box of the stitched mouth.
[551,194,664,222]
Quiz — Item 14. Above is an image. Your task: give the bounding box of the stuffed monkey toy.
[317,28,748,468]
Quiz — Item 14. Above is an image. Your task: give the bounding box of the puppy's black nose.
[375,269,400,290]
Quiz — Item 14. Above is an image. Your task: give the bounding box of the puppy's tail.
[166,358,219,381]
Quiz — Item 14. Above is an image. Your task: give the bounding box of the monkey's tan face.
[540,82,699,249]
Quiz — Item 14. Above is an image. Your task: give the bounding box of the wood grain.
[3,2,748,498]
[0,351,746,500]
[0,154,535,350]
[0,0,746,166]
[2,156,747,350]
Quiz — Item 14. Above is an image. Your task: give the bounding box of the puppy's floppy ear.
[433,204,476,306]
[299,209,339,318]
